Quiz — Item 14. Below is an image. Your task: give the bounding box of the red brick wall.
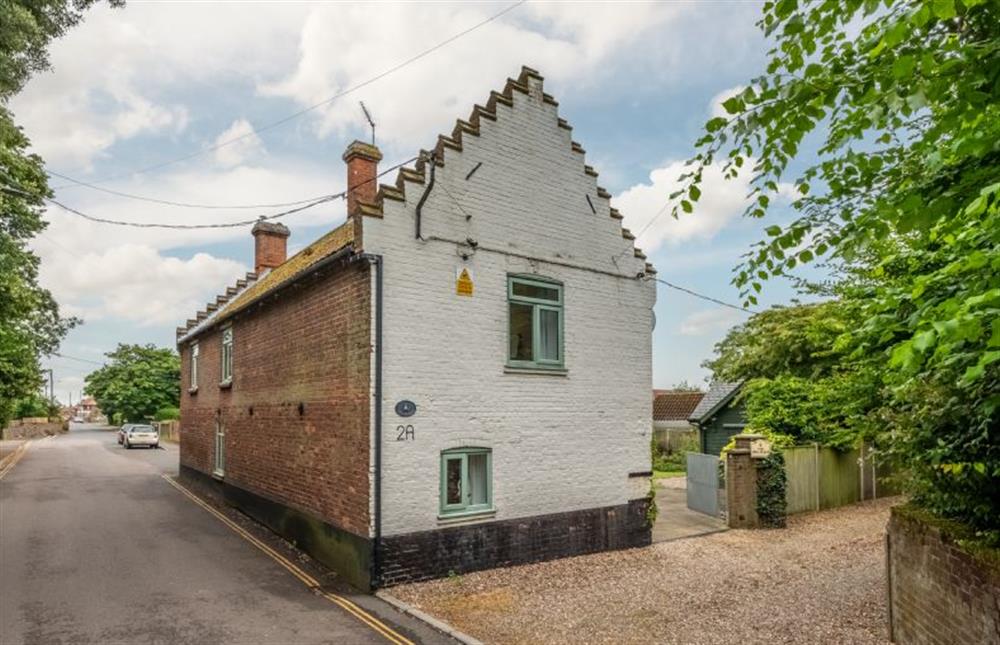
[179,261,372,537]
[887,507,1000,644]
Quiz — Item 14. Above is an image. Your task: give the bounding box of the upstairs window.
[190,342,199,389]
[440,448,492,516]
[220,327,233,385]
[507,275,563,369]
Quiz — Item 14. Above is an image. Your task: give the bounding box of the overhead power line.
[51,352,105,366]
[51,0,526,190]
[4,156,417,229]
[652,277,754,314]
[47,194,338,229]
[47,171,335,210]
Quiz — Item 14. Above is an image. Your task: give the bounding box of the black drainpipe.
[414,152,436,240]
[365,253,384,587]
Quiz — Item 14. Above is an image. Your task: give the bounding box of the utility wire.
[4,156,417,229]
[429,173,752,315]
[652,277,753,314]
[51,1,526,190]
[46,194,337,229]
[47,171,335,210]
[51,352,105,366]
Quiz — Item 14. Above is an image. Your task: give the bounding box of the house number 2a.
[396,425,415,441]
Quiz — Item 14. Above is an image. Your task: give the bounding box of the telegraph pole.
[43,369,54,407]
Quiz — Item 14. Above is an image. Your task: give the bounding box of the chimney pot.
[251,219,290,273]
[343,140,382,217]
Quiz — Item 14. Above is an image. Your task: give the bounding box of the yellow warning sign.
[456,267,474,296]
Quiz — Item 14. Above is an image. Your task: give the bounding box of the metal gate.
[686,453,721,517]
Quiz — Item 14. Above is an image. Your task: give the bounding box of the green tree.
[84,344,180,423]
[704,301,850,381]
[0,0,121,426]
[678,0,999,537]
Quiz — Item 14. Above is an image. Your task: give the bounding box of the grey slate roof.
[688,381,743,423]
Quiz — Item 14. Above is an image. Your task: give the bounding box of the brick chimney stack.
[251,219,290,274]
[343,141,382,216]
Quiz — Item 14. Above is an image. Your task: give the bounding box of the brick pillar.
[726,434,763,528]
[342,141,382,217]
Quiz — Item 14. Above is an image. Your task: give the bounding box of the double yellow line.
[161,475,413,645]
[0,442,29,480]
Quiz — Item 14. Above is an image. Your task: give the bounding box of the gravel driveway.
[391,498,899,644]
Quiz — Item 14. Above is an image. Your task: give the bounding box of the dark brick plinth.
[378,498,651,586]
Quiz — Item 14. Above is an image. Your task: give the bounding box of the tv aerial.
[360,101,376,146]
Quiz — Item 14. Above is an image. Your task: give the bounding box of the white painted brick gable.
[364,69,657,536]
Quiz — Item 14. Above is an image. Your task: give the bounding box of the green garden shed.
[688,381,746,456]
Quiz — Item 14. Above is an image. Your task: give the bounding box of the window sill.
[503,365,568,376]
[188,387,199,395]
[218,380,232,390]
[437,509,496,526]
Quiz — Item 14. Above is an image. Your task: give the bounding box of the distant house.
[651,390,703,452]
[688,382,745,455]
[653,390,704,431]
[76,396,100,422]
[175,67,657,590]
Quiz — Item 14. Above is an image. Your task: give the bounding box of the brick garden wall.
[887,506,1000,644]
[179,261,372,538]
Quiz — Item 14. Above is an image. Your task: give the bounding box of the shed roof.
[688,382,743,423]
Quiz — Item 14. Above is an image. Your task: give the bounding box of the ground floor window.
[440,448,492,516]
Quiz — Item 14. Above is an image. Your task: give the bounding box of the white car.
[123,424,159,449]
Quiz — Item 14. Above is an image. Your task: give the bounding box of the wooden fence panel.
[818,448,861,509]
[784,446,819,514]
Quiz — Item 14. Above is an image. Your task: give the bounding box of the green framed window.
[440,448,492,516]
[507,275,563,368]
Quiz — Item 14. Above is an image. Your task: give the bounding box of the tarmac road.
[0,424,440,645]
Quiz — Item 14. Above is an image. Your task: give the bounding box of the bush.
[155,407,180,421]
[756,452,787,528]
[651,432,698,472]
[14,396,50,419]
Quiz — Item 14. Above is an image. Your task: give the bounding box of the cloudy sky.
[15,0,818,402]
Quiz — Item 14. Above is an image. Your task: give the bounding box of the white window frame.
[190,342,199,391]
[213,419,225,478]
[220,327,233,385]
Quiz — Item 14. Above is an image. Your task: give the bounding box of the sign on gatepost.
[750,438,772,458]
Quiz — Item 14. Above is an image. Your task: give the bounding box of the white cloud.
[678,308,745,337]
[213,119,266,168]
[709,85,746,119]
[38,243,247,327]
[9,3,309,168]
[258,2,682,155]
[37,157,347,253]
[9,2,692,170]
[614,160,757,253]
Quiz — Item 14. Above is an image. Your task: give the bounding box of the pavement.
[0,439,25,462]
[0,423,453,645]
[652,476,727,543]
